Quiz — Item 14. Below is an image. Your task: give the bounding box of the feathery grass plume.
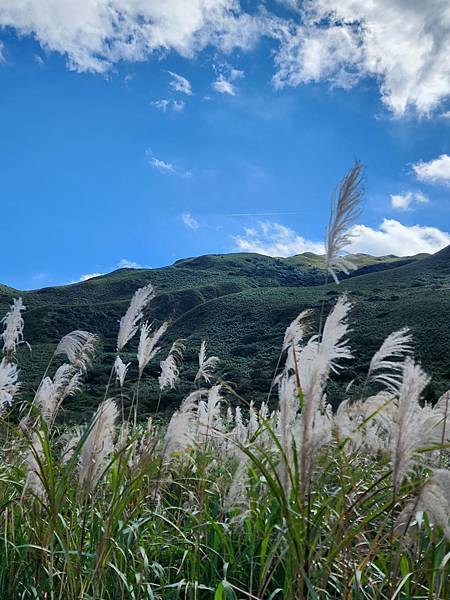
[163,390,204,457]
[0,358,20,415]
[24,432,46,500]
[56,330,98,372]
[137,321,169,377]
[33,364,82,425]
[283,309,312,351]
[294,295,352,492]
[396,469,450,540]
[117,283,155,352]
[368,327,413,392]
[195,340,219,384]
[79,398,118,489]
[230,406,247,445]
[1,297,26,355]
[60,427,82,464]
[319,293,353,375]
[390,358,430,493]
[325,161,363,284]
[277,374,299,493]
[159,339,185,391]
[114,355,130,388]
[198,385,224,443]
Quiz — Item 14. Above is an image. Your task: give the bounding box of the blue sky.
[0,1,450,289]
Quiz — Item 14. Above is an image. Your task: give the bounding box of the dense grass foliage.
[1,248,449,420]
[0,276,449,599]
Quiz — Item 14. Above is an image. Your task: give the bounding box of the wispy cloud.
[151,99,185,112]
[117,259,143,269]
[390,191,429,210]
[212,66,244,96]
[181,212,200,229]
[168,71,192,95]
[413,154,450,185]
[212,75,236,96]
[147,152,191,177]
[0,41,5,64]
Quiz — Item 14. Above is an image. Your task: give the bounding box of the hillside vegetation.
[1,248,449,420]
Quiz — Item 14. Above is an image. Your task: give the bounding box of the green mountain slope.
[2,249,449,420]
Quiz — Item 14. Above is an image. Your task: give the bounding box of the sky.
[0,0,449,290]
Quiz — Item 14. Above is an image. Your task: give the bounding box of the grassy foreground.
[0,284,449,599]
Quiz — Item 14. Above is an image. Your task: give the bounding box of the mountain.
[1,249,449,421]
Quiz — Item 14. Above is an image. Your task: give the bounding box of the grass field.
[0,271,449,598]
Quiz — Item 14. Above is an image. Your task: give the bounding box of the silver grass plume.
[396,469,450,540]
[79,398,118,489]
[1,297,26,355]
[283,309,312,351]
[230,406,247,445]
[0,358,20,415]
[325,162,363,284]
[198,384,224,443]
[159,339,185,391]
[33,364,82,425]
[24,432,46,500]
[390,358,430,493]
[295,295,352,492]
[114,355,130,388]
[137,321,169,377]
[56,330,98,372]
[117,283,155,352]
[195,340,219,384]
[368,328,413,392]
[60,427,83,464]
[163,390,204,457]
[277,374,298,494]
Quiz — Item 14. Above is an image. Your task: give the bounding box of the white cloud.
[0,1,258,73]
[151,98,185,112]
[0,41,5,63]
[349,219,450,256]
[233,222,325,256]
[440,110,450,119]
[77,272,104,282]
[168,71,192,95]
[271,0,450,116]
[117,259,143,268]
[182,212,200,229]
[233,219,450,258]
[390,191,429,210]
[413,154,450,185]
[1,1,450,116]
[212,74,235,95]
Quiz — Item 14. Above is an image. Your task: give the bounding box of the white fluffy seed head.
[34,364,82,425]
[137,321,169,376]
[79,398,118,490]
[0,358,20,415]
[325,162,363,284]
[114,355,130,387]
[159,340,185,392]
[117,284,155,352]
[368,328,413,392]
[283,309,312,351]
[1,297,26,355]
[195,340,219,384]
[390,358,431,493]
[56,330,98,372]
